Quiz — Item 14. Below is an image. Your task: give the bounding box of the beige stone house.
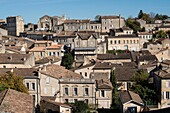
[110,27,133,36]
[7,16,24,36]
[0,53,35,68]
[156,38,170,49]
[100,15,125,32]
[143,42,162,55]
[106,35,140,51]
[153,69,170,108]
[0,68,40,107]
[120,90,144,113]
[74,32,98,65]
[29,43,63,60]
[95,79,113,108]
[73,61,96,79]
[155,48,170,62]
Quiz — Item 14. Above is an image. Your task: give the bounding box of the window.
[80,72,82,75]
[46,77,50,84]
[85,72,87,77]
[110,40,112,44]
[130,40,132,44]
[127,40,129,44]
[65,99,69,103]
[114,40,117,44]
[26,83,29,89]
[123,40,125,44]
[166,81,170,88]
[65,87,69,95]
[3,65,6,68]
[53,52,56,55]
[101,90,105,97]
[73,87,78,95]
[118,40,120,44]
[84,88,89,96]
[32,83,35,90]
[85,99,88,104]
[166,92,170,99]
[133,40,136,43]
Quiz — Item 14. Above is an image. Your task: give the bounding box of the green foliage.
[155,14,169,20]
[110,71,119,109]
[156,30,167,38]
[141,27,146,32]
[126,19,141,33]
[71,101,90,113]
[61,53,74,69]
[131,70,157,105]
[106,50,126,55]
[0,72,28,94]
[138,10,144,19]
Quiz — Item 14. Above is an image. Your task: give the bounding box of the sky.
[0,0,170,24]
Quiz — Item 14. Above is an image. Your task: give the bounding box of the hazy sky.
[0,0,169,24]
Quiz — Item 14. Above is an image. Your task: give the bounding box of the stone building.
[106,35,140,51]
[38,15,65,31]
[6,16,24,36]
[100,15,125,32]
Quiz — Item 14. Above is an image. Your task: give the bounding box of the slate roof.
[0,53,32,64]
[35,55,61,64]
[139,55,158,62]
[96,79,113,89]
[77,33,97,40]
[93,62,114,70]
[100,15,124,19]
[97,53,131,60]
[0,68,38,77]
[90,72,110,80]
[114,67,137,81]
[107,34,139,38]
[40,64,82,79]
[0,89,33,113]
[120,90,143,105]
[154,69,170,79]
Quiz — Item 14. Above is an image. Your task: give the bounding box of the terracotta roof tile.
[40,64,82,79]
[0,89,33,113]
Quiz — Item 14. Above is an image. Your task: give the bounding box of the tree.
[166,30,170,38]
[126,19,141,33]
[95,15,101,21]
[149,12,155,23]
[110,71,119,110]
[155,14,169,20]
[130,70,157,105]
[142,13,151,23]
[61,53,74,69]
[72,101,90,113]
[138,10,144,19]
[156,30,167,38]
[0,72,28,94]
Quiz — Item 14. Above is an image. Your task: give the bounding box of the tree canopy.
[126,19,141,33]
[130,70,157,105]
[155,30,167,38]
[138,10,144,19]
[71,101,90,113]
[61,53,74,69]
[0,72,28,94]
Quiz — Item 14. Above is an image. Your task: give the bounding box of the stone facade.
[7,16,24,36]
[106,35,140,51]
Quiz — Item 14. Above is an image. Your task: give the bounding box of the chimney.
[119,14,121,28]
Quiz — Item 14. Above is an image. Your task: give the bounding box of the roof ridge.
[0,89,8,106]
